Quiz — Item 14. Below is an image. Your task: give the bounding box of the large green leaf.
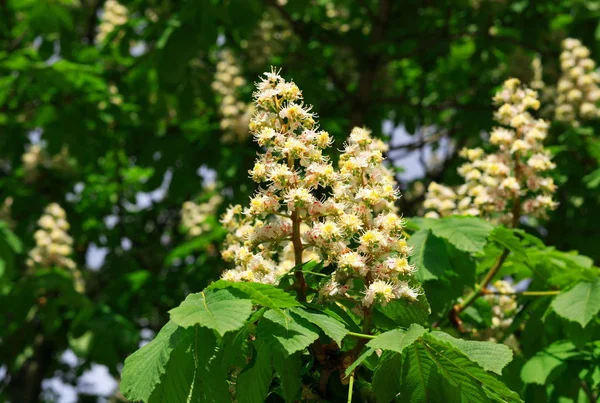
[520,341,580,385]
[148,333,195,403]
[273,350,302,403]
[209,280,300,309]
[290,307,348,345]
[372,352,403,403]
[431,331,513,375]
[256,309,319,357]
[488,226,527,260]
[551,279,600,327]
[121,321,190,402]
[345,324,426,378]
[375,291,431,328]
[237,339,273,403]
[400,334,523,402]
[409,229,450,281]
[187,326,231,402]
[169,289,253,336]
[367,324,427,353]
[429,217,494,254]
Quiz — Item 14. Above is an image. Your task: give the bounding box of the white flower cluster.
[96,0,128,43]
[320,2,370,35]
[480,280,519,349]
[212,50,254,143]
[246,9,294,69]
[424,78,557,225]
[27,203,84,293]
[22,144,72,182]
[220,69,418,308]
[181,192,223,238]
[555,38,600,125]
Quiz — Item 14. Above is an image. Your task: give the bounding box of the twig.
[486,290,560,296]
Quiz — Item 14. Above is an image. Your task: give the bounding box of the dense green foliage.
[1,0,600,402]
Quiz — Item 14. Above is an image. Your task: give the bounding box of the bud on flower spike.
[220,68,419,308]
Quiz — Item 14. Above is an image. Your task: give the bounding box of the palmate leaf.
[169,289,253,336]
[372,352,403,403]
[120,321,188,402]
[189,327,230,403]
[208,280,300,309]
[256,309,319,357]
[289,306,349,345]
[409,229,450,281]
[148,334,195,403]
[367,324,427,353]
[121,323,229,403]
[413,216,494,254]
[520,341,580,385]
[430,217,494,254]
[273,350,302,403]
[551,278,600,327]
[400,334,522,403]
[375,290,431,329]
[346,325,426,377]
[236,339,273,403]
[431,331,513,375]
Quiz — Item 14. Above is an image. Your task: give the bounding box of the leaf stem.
[487,290,560,296]
[347,373,355,403]
[347,331,377,340]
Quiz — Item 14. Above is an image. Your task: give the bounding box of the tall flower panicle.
[555,38,600,125]
[27,203,84,293]
[96,0,128,43]
[212,50,254,143]
[181,191,223,238]
[220,69,418,308]
[424,78,557,225]
[22,144,72,182]
[246,9,295,69]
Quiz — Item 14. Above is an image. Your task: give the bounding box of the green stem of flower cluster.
[347,373,355,403]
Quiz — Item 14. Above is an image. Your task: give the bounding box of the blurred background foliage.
[1,0,600,401]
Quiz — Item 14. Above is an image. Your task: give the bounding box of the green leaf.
[429,217,494,254]
[367,324,427,353]
[372,352,403,403]
[551,278,600,327]
[400,334,523,402]
[583,167,600,188]
[169,289,253,336]
[488,226,527,260]
[431,331,513,375]
[121,321,189,402]
[189,327,231,402]
[237,339,273,403]
[0,223,22,254]
[209,280,300,309]
[409,229,450,281]
[289,307,348,346]
[346,347,377,377]
[148,332,195,403]
[273,350,302,403]
[520,341,579,385]
[375,291,431,328]
[256,309,319,357]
